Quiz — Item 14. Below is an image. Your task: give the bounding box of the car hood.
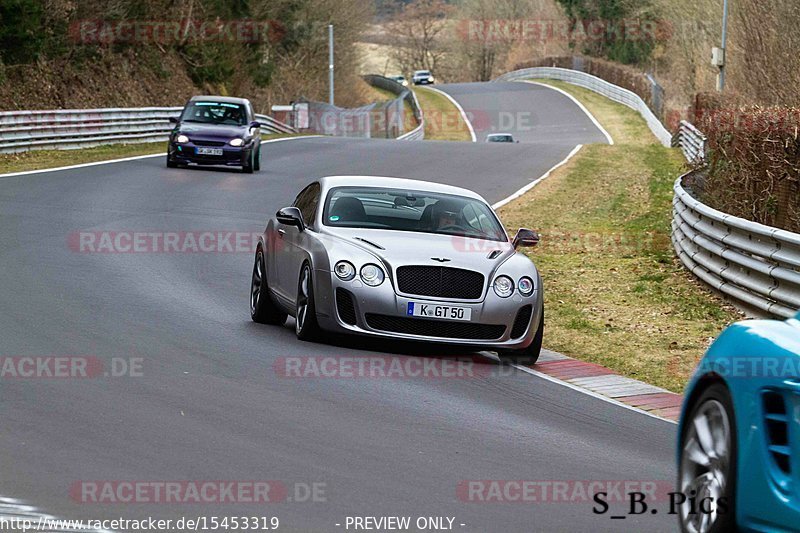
[178,122,249,140]
[325,228,515,274]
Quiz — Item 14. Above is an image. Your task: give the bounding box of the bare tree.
[388,0,452,77]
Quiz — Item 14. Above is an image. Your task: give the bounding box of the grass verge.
[412,86,472,141]
[498,80,741,392]
[0,133,300,175]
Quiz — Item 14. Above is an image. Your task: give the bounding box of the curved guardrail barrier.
[494,66,671,147]
[672,120,706,164]
[672,171,800,318]
[362,74,424,141]
[494,62,799,318]
[0,107,296,154]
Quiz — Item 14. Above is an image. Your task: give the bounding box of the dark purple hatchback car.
[167,96,262,173]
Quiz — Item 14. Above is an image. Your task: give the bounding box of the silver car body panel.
[260,176,543,349]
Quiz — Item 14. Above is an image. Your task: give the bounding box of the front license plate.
[407,302,472,321]
[196,147,223,156]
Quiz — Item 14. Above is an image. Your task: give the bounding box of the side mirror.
[276,207,305,231]
[169,117,178,124]
[250,120,262,129]
[512,228,539,249]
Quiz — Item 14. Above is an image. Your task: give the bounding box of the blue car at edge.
[678,310,800,532]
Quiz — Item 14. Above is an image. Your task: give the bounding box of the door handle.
[277,229,286,237]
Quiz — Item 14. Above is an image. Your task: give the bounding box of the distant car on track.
[250,176,544,363]
[486,133,518,143]
[412,70,435,85]
[677,311,800,532]
[388,75,409,87]
[167,95,262,173]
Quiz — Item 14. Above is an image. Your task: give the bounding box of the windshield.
[415,71,430,76]
[489,135,513,142]
[322,186,507,241]
[181,101,246,126]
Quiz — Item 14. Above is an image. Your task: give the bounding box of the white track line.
[513,364,678,425]
[479,352,676,424]
[491,144,582,210]
[0,135,318,179]
[486,121,674,423]
[421,86,477,142]
[518,80,614,146]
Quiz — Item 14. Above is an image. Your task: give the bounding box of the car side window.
[293,183,321,230]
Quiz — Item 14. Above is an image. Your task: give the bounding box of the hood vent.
[354,237,384,250]
[487,250,502,259]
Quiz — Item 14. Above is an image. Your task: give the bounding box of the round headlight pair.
[493,275,535,297]
[176,134,189,143]
[334,261,385,287]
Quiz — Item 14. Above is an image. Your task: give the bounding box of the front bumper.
[168,141,251,167]
[313,269,542,349]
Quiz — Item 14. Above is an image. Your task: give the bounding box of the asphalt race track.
[0,82,677,532]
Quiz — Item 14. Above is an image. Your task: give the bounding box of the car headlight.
[518,276,534,296]
[360,264,385,287]
[229,138,244,147]
[493,275,514,298]
[176,134,189,143]
[334,261,356,281]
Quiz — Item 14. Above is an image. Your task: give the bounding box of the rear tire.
[295,263,323,342]
[250,248,287,325]
[500,308,543,365]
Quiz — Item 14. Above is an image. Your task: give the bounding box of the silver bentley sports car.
[250,176,544,363]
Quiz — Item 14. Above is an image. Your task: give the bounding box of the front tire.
[250,248,287,325]
[242,148,254,174]
[166,153,177,168]
[500,308,543,365]
[295,263,323,342]
[678,383,737,533]
[253,145,261,171]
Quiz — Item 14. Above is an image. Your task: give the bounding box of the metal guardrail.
[672,173,800,317]
[0,107,296,153]
[672,120,706,164]
[494,63,800,317]
[362,75,424,141]
[672,121,800,318]
[494,66,671,147]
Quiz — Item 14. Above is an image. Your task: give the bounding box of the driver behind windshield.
[430,200,464,231]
